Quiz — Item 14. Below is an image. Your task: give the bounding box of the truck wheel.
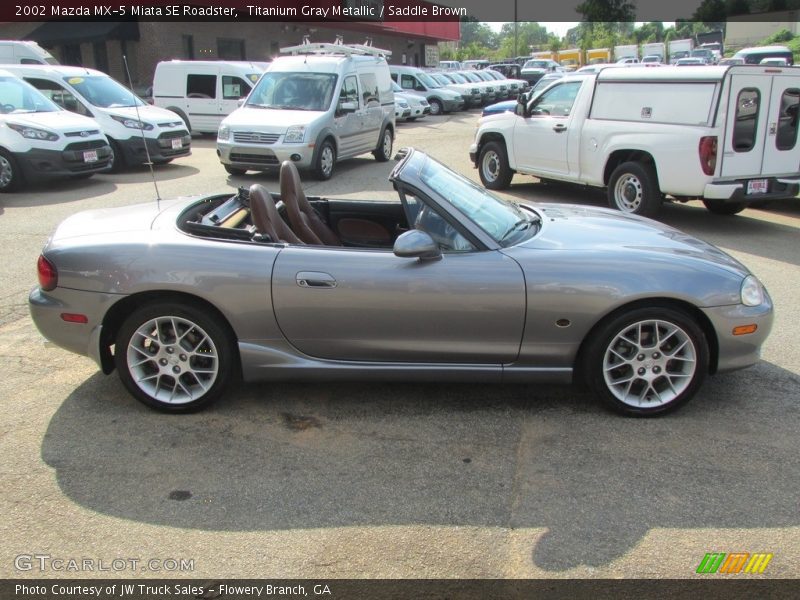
[428,99,443,116]
[0,149,24,192]
[608,161,661,218]
[478,141,513,190]
[702,200,746,215]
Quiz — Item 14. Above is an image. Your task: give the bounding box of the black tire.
[114,301,236,413]
[169,108,191,132]
[224,165,247,176]
[478,141,513,190]
[583,307,709,417]
[0,148,24,192]
[313,139,336,180]
[607,161,661,218]
[373,127,393,162]
[702,199,746,215]
[428,98,444,116]
[108,139,126,173]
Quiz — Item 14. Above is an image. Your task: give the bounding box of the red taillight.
[699,136,717,176]
[37,255,57,291]
[60,313,88,324]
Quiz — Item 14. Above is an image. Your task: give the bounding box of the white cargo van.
[1,65,191,171]
[0,69,111,192]
[152,60,269,133]
[218,40,395,180]
[0,41,57,65]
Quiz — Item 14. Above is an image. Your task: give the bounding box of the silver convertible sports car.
[30,149,773,416]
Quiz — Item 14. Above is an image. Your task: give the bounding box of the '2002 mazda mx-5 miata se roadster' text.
[30,148,773,416]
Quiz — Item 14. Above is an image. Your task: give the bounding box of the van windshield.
[417,72,440,89]
[247,72,337,111]
[63,75,145,108]
[0,76,60,113]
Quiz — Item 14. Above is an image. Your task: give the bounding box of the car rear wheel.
[114,301,236,412]
[478,141,513,190]
[314,139,336,180]
[584,307,709,417]
[373,127,393,162]
[608,162,661,218]
[703,199,746,215]
[0,149,24,192]
[428,98,443,116]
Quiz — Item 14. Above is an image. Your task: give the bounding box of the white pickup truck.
[469,66,800,217]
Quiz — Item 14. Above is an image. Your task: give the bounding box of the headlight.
[7,123,59,141]
[284,125,305,143]
[741,275,766,307]
[110,114,153,130]
[397,101,410,108]
[217,125,230,141]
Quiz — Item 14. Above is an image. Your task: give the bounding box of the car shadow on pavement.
[42,360,799,571]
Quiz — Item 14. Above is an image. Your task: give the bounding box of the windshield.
[448,73,467,83]
[64,75,145,108]
[417,72,440,89]
[247,72,337,111]
[0,76,60,113]
[460,72,481,83]
[419,156,538,246]
[431,74,451,86]
[523,60,548,69]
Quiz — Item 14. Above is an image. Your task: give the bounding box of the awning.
[25,22,140,46]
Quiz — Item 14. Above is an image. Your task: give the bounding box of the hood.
[517,203,749,276]
[5,110,103,134]
[108,105,186,126]
[221,105,324,130]
[483,100,517,114]
[434,88,462,100]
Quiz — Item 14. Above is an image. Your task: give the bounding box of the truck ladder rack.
[281,37,391,58]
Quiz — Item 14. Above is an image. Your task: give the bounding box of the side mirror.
[338,101,357,113]
[393,230,442,261]
[515,92,529,117]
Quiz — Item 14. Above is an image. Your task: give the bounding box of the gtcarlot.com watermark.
[14,553,195,573]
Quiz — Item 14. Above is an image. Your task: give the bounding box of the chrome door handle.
[553,124,567,133]
[296,271,337,288]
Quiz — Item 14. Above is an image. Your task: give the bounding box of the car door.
[185,68,219,133]
[720,73,773,179]
[357,70,383,153]
[333,74,362,158]
[761,77,800,176]
[512,79,582,176]
[219,74,252,125]
[270,200,526,365]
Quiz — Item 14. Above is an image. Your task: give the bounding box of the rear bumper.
[703,177,800,203]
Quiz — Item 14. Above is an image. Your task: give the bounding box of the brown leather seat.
[280,160,341,246]
[249,184,303,244]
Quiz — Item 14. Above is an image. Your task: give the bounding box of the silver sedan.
[29,149,773,416]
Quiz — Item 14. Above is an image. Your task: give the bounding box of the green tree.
[576,0,636,22]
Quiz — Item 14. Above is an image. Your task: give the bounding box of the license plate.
[171,138,183,149]
[746,179,768,195]
[83,150,98,163]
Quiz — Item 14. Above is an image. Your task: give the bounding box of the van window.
[187,74,216,99]
[247,72,337,111]
[64,75,144,108]
[222,76,250,100]
[0,76,59,113]
[25,77,92,116]
[776,88,799,151]
[733,88,760,152]
[400,74,418,91]
[20,58,45,65]
[359,72,379,105]
[340,75,359,106]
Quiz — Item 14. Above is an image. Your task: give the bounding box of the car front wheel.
[584,307,709,416]
[314,139,336,180]
[428,98,443,116]
[478,141,513,190]
[0,149,24,192]
[114,301,236,412]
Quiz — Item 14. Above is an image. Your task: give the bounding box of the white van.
[0,69,111,192]
[0,65,190,171]
[152,60,269,134]
[218,40,395,180]
[0,41,57,65]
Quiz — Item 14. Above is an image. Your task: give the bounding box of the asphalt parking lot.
[0,110,798,579]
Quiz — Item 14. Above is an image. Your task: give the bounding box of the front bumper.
[701,299,774,373]
[703,177,800,203]
[218,138,314,170]
[16,141,112,178]
[468,143,478,166]
[442,98,465,112]
[118,130,191,166]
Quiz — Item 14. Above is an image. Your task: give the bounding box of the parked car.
[470,66,800,217]
[457,70,499,104]
[488,64,523,79]
[218,40,395,180]
[760,57,789,67]
[473,69,510,99]
[2,64,191,171]
[718,58,745,66]
[481,99,516,117]
[428,72,481,108]
[0,40,57,65]
[690,49,716,64]
[152,60,269,134]
[641,55,662,65]
[391,82,429,121]
[675,57,707,66]
[0,69,111,191]
[393,96,411,121]
[483,68,529,98]
[390,65,464,115]
[29,148,773,416]
[520,59,563,85]
[732,45,793,66]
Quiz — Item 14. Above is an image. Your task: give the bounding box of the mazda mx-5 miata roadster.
[30,148,773,416]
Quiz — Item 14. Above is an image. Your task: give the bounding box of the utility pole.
[514,0,518,58]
